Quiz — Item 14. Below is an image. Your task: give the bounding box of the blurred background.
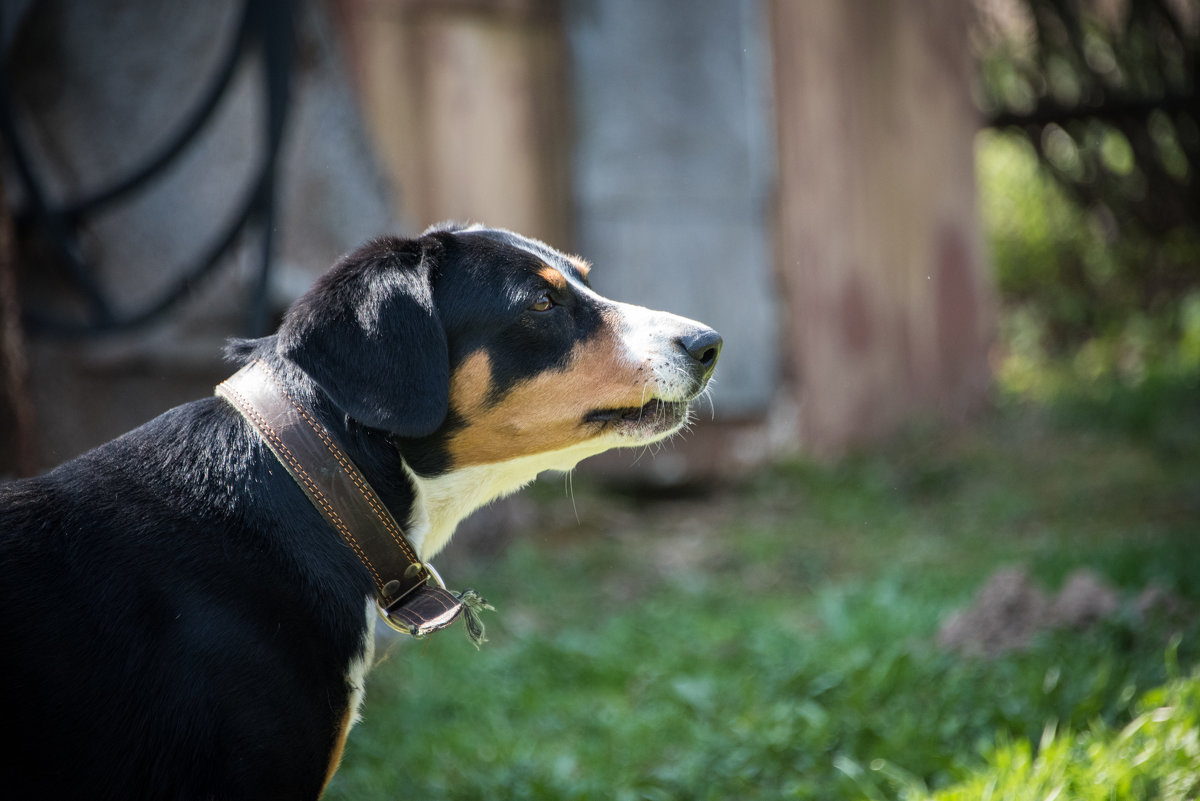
[1,1,1198,799]
[3,0,1195,478]
[0,0,996,476]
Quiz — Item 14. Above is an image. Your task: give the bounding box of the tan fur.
[565,254,591,281]
[446,316,650,467]
[537,265,568,289]
[321,601,376,793]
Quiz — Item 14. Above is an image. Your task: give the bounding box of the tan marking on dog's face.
[566,254,591,282]
[537,265,568,290]
[446,317,648,467]
[448,349,495,416]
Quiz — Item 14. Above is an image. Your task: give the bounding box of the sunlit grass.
[910,663,1200,801]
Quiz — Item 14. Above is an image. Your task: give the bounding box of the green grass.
[325,370,1200,800]
[912,666,1200,801]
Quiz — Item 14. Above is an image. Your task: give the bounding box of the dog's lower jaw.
[583,398,692,441]
[401,408,694,560]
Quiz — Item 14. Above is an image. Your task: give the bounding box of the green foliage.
[911,665,1200,801]
[975,1,1200,363]
[979,129,1200,361]
[975,0,1199,236]
[324,380,1200,801]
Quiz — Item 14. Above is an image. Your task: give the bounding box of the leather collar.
[216,360,469,639]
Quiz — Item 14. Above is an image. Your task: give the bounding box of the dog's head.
[277,223,721,479]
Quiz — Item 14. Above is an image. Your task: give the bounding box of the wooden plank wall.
[770,0,994,457]
[338,0,570,246]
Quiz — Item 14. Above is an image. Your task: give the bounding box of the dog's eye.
[530,294,554,313]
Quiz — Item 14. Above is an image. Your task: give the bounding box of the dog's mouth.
[584,398,690,435]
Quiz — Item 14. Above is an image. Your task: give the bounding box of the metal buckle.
[422,561,447,590]
[376,562,464,637]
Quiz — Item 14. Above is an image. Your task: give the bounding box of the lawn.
[324,368,1200,801]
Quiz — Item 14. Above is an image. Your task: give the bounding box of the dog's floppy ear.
[277,236,449,437]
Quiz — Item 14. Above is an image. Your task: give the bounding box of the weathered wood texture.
[769,0,994,456]
[341,0,570,246]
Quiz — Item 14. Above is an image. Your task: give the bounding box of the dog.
[0,222,721,800]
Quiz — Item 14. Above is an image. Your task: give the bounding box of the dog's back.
[0,400,372,800]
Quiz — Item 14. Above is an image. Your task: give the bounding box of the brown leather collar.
[216,359,468,639]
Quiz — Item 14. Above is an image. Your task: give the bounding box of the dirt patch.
[938,566,1190,658]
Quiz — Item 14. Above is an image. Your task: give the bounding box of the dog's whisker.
[701,385,717,421]
[565,470,580,525]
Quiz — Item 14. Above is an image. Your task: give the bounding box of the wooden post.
[338,0,570,246]
[770,0,993,457]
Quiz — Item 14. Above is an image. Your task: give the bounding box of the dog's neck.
[399,439,621,559]
[247,350,605,563]
[398,453,554,560]
[246,352,510,563]
[238,350,424,550]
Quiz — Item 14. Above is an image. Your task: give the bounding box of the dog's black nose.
[677,328,723,376]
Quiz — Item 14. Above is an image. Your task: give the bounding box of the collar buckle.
[378,585,466,638]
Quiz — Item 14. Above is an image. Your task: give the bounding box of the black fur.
[278,236,449,437]
[0,225,574,800]
[0,389,375,800]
